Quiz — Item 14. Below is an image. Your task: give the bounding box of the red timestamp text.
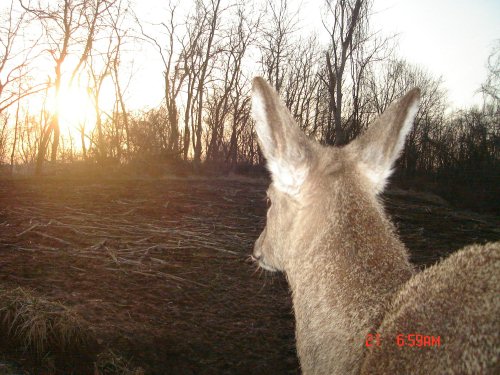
[396,333,441,347]
[365,333,441,348]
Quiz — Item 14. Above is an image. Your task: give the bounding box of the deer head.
[251,77,420,272]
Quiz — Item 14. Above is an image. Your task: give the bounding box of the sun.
[55,84,94,132]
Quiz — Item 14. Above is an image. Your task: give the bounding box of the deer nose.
[252,246,262,262]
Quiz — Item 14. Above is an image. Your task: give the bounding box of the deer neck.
[285,178,414,374]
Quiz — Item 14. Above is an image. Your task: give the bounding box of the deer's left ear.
[252,77,315,196]
[347,88,421,194]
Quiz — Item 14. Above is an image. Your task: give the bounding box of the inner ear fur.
[252,77,315,195]
[347,88,421,192]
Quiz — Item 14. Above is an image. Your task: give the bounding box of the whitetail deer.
[251,77,499,375]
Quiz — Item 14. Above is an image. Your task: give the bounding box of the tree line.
[0,0,498,210]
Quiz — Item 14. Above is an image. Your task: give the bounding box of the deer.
[250,76,499,375]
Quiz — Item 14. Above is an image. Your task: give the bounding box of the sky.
[369,0,500,108]
[128,0,499,111]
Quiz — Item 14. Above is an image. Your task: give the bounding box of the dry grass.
[0,287,93,356]
[0,175,498,374]
[95,350,145,375]
[0,286,100,374]
[0,356,26,375]
[0,286,160,374]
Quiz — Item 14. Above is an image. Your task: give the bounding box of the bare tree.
[321,0,364,145]
[227,77,252,166]
[0,113,9,164]
[87,39,114,163]
[258,0,298,92]
[282,35,321,133]
[108,0,132,161]
[480,41,499,118]
[0,1,45,115]
[20,0,117,174]
[16,108,43,165]
[205,5,258,164]
[9,84,21,173]
[177,20,203,161]
[138,3,188,159]
[192,0,224,168]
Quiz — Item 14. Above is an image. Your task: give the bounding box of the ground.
[0,175,498,374]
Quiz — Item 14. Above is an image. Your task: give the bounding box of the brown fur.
[251,77,500,375]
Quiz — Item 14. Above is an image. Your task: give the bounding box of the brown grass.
[95,350,145,375]
[0,286,93,355]
[0,175,498,374]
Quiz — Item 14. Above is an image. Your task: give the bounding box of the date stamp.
[365,333,441,348]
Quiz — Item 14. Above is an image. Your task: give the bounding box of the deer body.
[251,77,499,374]
[284,167,414,375]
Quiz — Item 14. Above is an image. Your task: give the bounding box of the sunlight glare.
[55,84,94,132]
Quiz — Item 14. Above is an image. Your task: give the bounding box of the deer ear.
[252,77,314,196]
[348,88,421,194]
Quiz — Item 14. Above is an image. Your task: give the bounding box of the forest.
[0,0,498,211]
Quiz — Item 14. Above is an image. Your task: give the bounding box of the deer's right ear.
[252,77,314,196]
[347,88,420,194]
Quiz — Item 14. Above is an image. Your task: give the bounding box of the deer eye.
[266,197,272,208]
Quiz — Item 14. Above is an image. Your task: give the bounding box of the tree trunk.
[35,118,54,176]
[10,95,21,175]
[80,126,87,160]
[50,118,60,161]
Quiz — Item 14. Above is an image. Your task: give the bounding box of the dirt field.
[0,176,499,374]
